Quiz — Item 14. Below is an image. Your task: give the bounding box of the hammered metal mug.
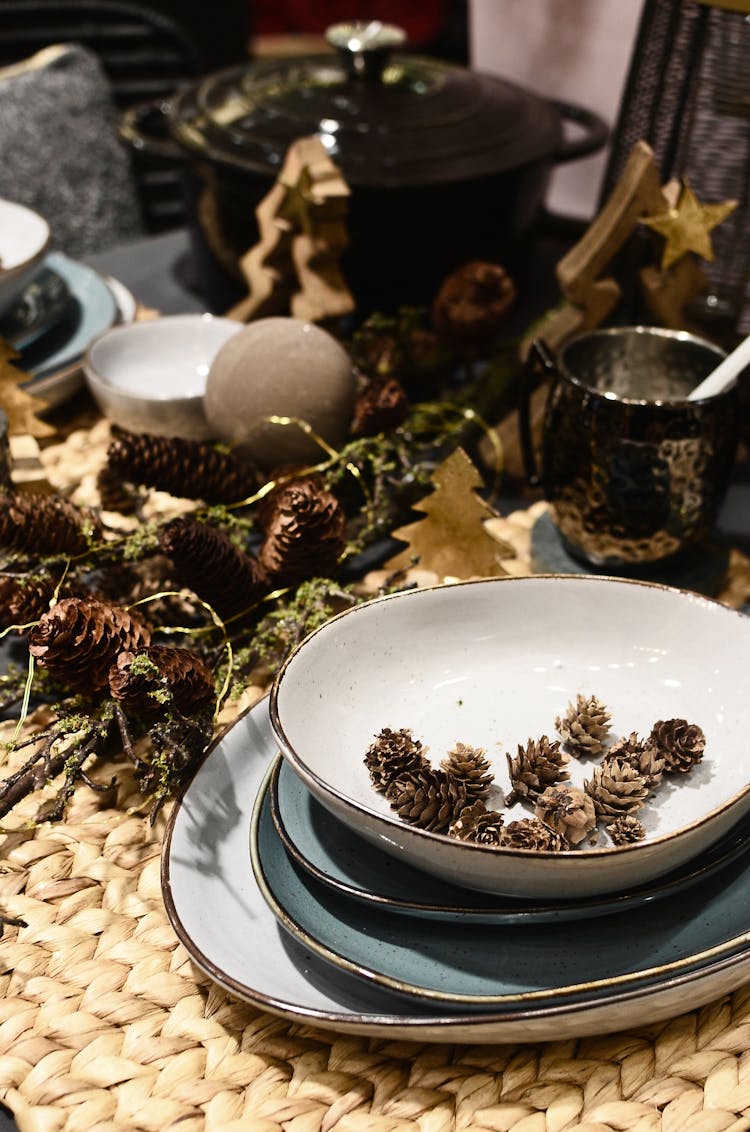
[521,326,739,567]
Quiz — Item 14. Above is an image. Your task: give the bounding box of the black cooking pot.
[120,20,608,314]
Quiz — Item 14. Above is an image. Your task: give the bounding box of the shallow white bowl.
[0,199,51,316]
[271,575,750,900]
[84,313,243,439]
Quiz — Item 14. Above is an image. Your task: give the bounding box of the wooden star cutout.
[641,182,737,271]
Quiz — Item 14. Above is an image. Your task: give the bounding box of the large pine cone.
[0,574,56,631]
[258,479,345,585]
[109,645,215,716]
[385,766,468,834]
[556,694,612,758]
[364,726,429,793]
[441,742,494,803]
[649,718,706,774]
[160,515,268,622]
[449,800,505,845]
[28,597,151,691]
[0,494,99,557]
[501,817,566,852]
[350,375,409,438]
[506,735,570,805]
[534,784,597,847]
[105,433,261,504]
[431,260,516,352]
[608,731,666,790]
[584,757,649,818]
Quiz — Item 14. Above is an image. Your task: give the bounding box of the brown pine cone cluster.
[28,596,151,691]
[104,433,261,504]
[159,515,268,623]
[0,494,100,558]
[109,645,214,716]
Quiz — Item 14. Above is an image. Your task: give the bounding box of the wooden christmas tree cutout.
[386,447,514,580]
[0,339,54,438]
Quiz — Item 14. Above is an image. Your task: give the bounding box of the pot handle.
[118,99,185,162]
[520,339,557,487]
[551,100,610,164]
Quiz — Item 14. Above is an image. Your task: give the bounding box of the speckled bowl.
[0,199,51,316]
[84,313,242,439]
[270,575,750,900]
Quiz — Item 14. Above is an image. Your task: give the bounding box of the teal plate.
[271,757,750,925]
[253,760,750,1008]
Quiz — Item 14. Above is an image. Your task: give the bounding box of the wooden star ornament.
[641,181,737,271]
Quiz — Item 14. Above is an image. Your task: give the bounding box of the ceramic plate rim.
[270,575,750,865]
[161,697,750,1038]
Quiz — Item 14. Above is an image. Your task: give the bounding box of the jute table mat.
[2,423,750,1132]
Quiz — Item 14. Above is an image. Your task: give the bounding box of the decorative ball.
[204,317,356,469]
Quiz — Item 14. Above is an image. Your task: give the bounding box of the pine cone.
[506,735,570,805]
[534,784,597,847]
[556,694,612,758]
[440,742,494,803]
[258,480,345,585]
[256,468,315,529]
[350,375,409,437]
[607,814,647,846]
[105,433,261,504]
[0,494,99,557]
[109,645,215,716]
[500,817,566,852]
[431,260,516,352]
[584,757,649,818]
[160,515,268,622]
[608,731,666,790]
[0,574,56,631]
[449,800,504,845]
[649,718,706,774]
[385,766,468,834]
[28,596,151,691]
[95,465,141,514]
[364,726,429,792]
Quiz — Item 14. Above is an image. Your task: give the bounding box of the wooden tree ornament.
[228,136,356,325]
[0,339,54,439]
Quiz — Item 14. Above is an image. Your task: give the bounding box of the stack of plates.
[0,251,136,408]
[163,577,750,1042]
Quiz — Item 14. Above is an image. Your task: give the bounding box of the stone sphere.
[204,317,356,469]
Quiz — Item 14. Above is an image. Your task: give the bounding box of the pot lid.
[169,20,565,186]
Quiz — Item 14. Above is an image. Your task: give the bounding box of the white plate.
[162,697,750,1042]
[271,576,750,899]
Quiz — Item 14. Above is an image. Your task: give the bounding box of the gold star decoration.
[641,181,737,271]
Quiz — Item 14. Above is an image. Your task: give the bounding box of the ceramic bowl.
[84,313,242,439]
[0,199,51,316]
[270,575,750,900]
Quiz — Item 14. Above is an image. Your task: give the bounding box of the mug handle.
[520,338,558,487]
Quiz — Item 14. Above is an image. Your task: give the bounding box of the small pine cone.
[258,480,345,585]
[449,800,504,845]
[385,766,468,834]
[584,757,649,818]
[534,784,597,847]
[0,574,56,631]
[607,814,647,846]
[105,433,261,504]
[28,596,151,691]
[256,467,314,530]
[649,719,706,774]
[506,735,570,805]
[350,375,409,437]
[0,494,99,557]
[109,645,214,716]
[556,694,612,757]
[608,731,666,790]
[160,515,268,622]
[501,817,566,852]
[440,741,494,803]
[95,465,141,514]
[364,726,429,792]
[431,260,516,351]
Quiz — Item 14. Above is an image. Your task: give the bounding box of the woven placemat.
[2,428,750,1132]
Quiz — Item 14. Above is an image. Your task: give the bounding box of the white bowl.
[271,576,750,900]
[0,199,51,316]
[84,313,243,439]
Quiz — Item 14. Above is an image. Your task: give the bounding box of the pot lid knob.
[325,20,407,81]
